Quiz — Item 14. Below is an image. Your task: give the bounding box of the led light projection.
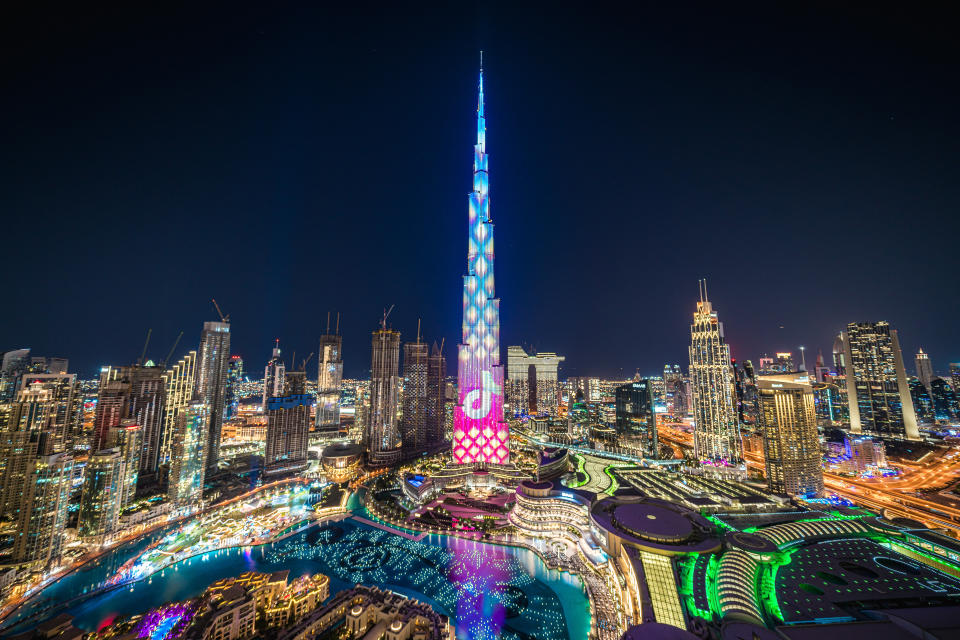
[453,65,510,465]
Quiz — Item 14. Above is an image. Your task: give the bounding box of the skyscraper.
[757,372,823,498]
[505,347,565,417]
[110,420,142,509]
[11,452,74,568]
[195,320,230,475]
[263,340,285,408]
[159,350,197,466]
[401,333,429,457]
[78,448,124,543]
[316,314,344,437]
[12,372,79,452]
[425,341,447,446]
[225,355,244,420]
[264,370,312,475]
[688,281,742,467]
[452,64,510,466]
[168,402,208,509]
[367,323,401,467]
[92,365,166,479]
[840,322,919,439]
[915,347,934,390]
[615,380,658,457]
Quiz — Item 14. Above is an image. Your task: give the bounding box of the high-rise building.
[93,364,165,478]
[159,350,197,466]
[505,347,564,417]
[757,373,823,498]
[316,315,344,437]
[225,355,244,420]
[264,370,312,475]
[196,320,230,475]
[569,377,601,403]
[929,378,958,421]
[11,452,74,568]
[168,402,208,509]
[840,322,919,439]
[663,366,689,416]
[110,420,142,509]
[78,448,124,543]
[909,378,935,422]
[0,348,31,402]
[688,281,742,467]
[0,392,61,518]
[614,380,658,457]
[367,324,401,467]
[401,335,429,457]
[452,65,510,466]
[12,372,79,452]
[263,340,285,409]
[951,363,960,394]
[915,348,935,391]
[425,342,447,446]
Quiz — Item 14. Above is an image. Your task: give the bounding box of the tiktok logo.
[464,370,500,420]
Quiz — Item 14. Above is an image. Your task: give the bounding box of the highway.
[658,422,960,538]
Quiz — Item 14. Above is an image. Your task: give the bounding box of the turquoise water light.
[3,516,591,640]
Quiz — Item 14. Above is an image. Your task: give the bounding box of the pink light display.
[452,66,510,465]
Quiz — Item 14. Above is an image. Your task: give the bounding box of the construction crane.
[162,331,184,368]
[300,352,314,371]
[211,298,230,323]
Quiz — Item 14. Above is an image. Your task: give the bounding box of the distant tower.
[195,320,231,475]
[688,280,742,467]
[401,323,429,457]
[757,373,823,497]
[452,64,510,465]
[263,340,286,408]
[367,316,402,467]
[840,322,919,439]
[316,313,344,437]
[426,341,447,445]
[916,348,934,391]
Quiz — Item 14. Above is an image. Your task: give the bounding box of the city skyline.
[3,5,958,378]
[3,7,960,639]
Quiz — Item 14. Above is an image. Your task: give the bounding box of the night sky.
[3,3,958,379]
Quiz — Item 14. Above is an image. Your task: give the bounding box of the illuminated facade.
[263,340,286,408]
[401,337,428,456]
[168,402,209,508]
[315,327,343,436]
[160,350,197,466]
[688,281,742,466]
[452,66,510,465]
[78,448,123,542]
[225,354,243,420]
[756,373,823,497]
[367,326,401,467]
[196,320,230,474]
[840,321,919,439]
[505,346,564,416]
[11,452,74,567]
[915,347,934,390]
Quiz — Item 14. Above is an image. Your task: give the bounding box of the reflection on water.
[4,519,590,640]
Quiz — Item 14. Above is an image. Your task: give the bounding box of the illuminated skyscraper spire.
[452,60,510,465]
